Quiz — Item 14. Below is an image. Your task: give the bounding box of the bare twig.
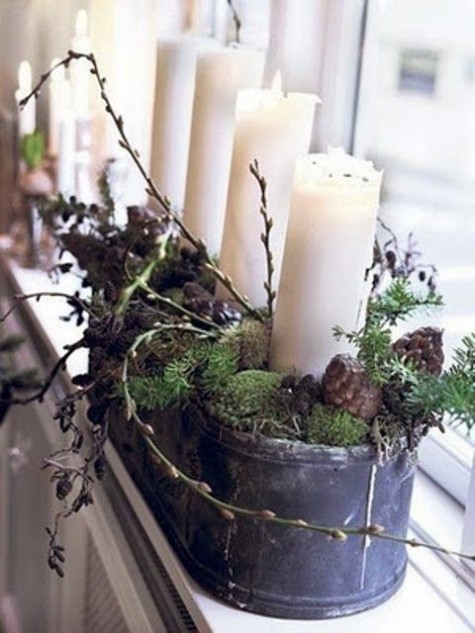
[0,292,93,323]
[250,160,275,319]
[4,339,85,405]
[227,0,242,43]
[20,51,262,321]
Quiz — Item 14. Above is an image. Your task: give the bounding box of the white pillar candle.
[90,0,158,206]
[270,148,383,379]
[70,9,91,119]
[150,35,220,209]
[48,60,70,157]
[15,61,35,138]
[57,82,76,198]
[217,80,319,308]
[183,46,265,256]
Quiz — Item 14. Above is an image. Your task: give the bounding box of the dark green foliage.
[0,333,43,425]
[128,344,208,410]
[305,404,368,447]
[2,367,42,391]
[128,339,238,410]
[0,334,26,353]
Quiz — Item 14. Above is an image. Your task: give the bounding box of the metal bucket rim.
[186,405,408,467]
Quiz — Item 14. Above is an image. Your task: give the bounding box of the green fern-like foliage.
[305,403,368,447]
[207,370,288,437]
[128,358,194,411]
[199,344,239,394]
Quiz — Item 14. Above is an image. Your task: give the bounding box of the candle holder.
[8,49,474,623]
[18,188,472,621]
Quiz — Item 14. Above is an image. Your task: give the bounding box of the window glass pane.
[356,0,475,445]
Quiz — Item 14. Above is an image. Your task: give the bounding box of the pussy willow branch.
[250,160,275,319]
[20,51,263,322]
[227,0,242,43]
[140,279,221,331]
[122,329,475,562]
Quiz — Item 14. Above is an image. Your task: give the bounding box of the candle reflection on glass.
[16,61,36,137]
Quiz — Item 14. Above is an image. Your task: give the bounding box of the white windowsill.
[4,256,475,632]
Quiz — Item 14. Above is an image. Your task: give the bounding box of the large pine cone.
[322,354,382,420]
[392,327,444,375]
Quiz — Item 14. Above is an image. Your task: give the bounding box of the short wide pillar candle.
[217,86,319,308]
[270,149,382,379]
[183,47,265,256]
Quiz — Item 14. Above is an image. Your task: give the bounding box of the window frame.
[354,0,475,573]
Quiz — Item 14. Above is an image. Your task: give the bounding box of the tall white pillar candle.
[270,148,383,379]
[48,60,69,157]
[70,9,91,119]
[217,82,319,308]
[15,61,36,137]
[150,35,220,209]
[57,82,76,198]
[183,46,265,256]
[90,0,158,206]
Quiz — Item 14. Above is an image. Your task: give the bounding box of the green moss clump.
[207,369,286,436]
[220,318,270,369]
[306,403,368,447]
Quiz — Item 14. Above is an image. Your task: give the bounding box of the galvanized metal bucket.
[110,405,416,619]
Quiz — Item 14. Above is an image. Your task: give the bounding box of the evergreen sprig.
[200,344,239,394]
[367,277,443,326]
[404,334,475,430]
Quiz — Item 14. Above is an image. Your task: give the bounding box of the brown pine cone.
[392,327,444,375]
[322,354,382,420]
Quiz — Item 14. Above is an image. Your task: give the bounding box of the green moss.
[207,369,286,436]
[306,403,368,447]
[220,318,270,369]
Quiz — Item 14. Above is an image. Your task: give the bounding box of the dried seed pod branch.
[19,51,263,322]
[250,159,276,320]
